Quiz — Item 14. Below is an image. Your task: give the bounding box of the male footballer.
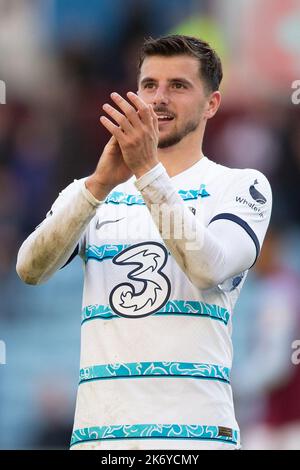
[16,35,272,450]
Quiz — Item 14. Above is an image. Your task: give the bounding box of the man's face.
[138,55,209,148]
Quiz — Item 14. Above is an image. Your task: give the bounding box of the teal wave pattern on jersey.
[79,361,231,385]
[104,185,210,206]
[70,424,239,447]
[81,300,230,325]
[85,244,130,262]
[85,243,169,263]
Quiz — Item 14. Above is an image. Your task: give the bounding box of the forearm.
[16,181,103,285]
[135,164,255,289]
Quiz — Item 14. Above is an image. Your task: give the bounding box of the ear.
[204,91,221,120]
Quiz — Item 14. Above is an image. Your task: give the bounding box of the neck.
[157,129,205,178]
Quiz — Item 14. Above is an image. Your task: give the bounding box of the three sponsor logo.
[109,242,171,319]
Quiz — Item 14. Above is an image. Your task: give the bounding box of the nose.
[152,86,170,107]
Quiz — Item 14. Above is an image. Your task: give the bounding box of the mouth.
[155,113,175,124]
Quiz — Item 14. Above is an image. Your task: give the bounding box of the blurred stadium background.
[0,0,300,450]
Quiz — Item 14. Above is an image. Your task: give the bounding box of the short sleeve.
[208,169,272,265]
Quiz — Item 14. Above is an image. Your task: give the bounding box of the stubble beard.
[158,116,201,149]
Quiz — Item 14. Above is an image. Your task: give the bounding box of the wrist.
[85,174,114,201]
[134,161,159,179]
[134,162,166,192]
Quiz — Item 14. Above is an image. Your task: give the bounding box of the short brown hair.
[137,34,223,93]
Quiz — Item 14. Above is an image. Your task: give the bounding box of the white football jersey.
[53,156,272,450]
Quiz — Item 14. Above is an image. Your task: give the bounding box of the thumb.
[106,135,120,148]
[107,135,117,144]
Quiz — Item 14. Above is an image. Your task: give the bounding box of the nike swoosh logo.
[96,217,125,230]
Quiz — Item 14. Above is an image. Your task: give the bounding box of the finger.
[110,92,141,127]
[127,92,151,125]
[100,115,124,141]
[149,105,159,135]
[103,103,132,133]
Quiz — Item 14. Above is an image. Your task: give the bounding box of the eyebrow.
[140,77,194,87]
